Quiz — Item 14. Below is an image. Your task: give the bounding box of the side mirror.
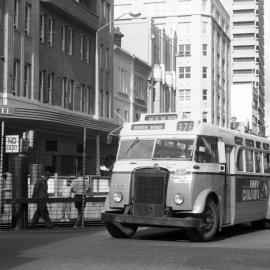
[106,134,112,144]
[218,141,226,164]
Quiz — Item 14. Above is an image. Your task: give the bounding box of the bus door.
[223,145,233,224]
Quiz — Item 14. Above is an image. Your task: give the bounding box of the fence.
[0,173,110,230]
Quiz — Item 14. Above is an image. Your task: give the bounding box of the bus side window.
[245,149,254,172]
[263,152,270,173]
[236,148,244,171]
[195,136,218,163]
[254,151,262,173]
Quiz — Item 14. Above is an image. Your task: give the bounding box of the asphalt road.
[0,224,270,270]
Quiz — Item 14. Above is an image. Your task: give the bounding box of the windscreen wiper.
[125,137,139,154]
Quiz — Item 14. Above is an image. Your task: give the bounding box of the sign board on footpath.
[5,135,20,153]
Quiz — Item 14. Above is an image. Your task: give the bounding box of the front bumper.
[101,212,201,228]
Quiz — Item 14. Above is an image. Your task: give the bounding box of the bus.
[101,113,270,241]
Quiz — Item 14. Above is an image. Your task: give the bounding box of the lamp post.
[94,11,141,120]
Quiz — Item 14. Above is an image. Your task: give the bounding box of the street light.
[94,11,141,120]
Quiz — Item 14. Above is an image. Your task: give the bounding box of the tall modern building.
[115,0,231,127]
[220,0,265,135]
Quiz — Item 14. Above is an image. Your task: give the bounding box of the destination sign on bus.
[131,123,165,130]
[145,114,177,121]
[176,121,194,132]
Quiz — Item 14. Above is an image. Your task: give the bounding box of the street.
[0,224,270,270]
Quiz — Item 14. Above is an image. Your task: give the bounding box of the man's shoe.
[60,218,65,222]
[65,218,71,222]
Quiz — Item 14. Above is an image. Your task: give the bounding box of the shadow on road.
[134,223,270,242]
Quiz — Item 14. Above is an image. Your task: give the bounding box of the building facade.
[114,17,177,113]
[114,44,151,124]
[0,0,117,180]
[115,0,231,127]
[220,0,265,135]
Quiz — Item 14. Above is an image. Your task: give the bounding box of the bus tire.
[105,221,138,238]
[251,219,267,230]
[185,199,218,242]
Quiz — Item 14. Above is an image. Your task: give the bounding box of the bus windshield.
[118,139,155,160]
[153,139,194,160]
[117,138,194,160]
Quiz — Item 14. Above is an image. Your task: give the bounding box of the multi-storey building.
[220,0,265,135]
[115,0,231,127]
[114,17,177,113]
[114,29,151,124]
[0,0,117,179]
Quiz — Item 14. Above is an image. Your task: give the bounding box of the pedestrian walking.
[29,171,54,229]
[71,171,89,228]
[59,179,72,222]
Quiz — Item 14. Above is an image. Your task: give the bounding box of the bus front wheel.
[186,199,218,242]
[105,221,138,238]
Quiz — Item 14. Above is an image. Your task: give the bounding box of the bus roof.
[120,115,270,150]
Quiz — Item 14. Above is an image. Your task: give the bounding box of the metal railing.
[0,174,110,230]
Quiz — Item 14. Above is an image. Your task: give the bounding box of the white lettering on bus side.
[242,189,260,201]
[249,180,259,189]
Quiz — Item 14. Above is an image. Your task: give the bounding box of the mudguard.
[192,189,222,230]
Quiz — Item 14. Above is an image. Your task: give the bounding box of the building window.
[105,91,109,118]
[48,18,55,46]
[179,44,191,57]
[40,15,45,42]
[23,63,31,98]
[202,22,207,34]
[68,29,73,55]
[87,86,94,115]
[86,38,90,63]
[179,67,191,78]
[202,89,208,100]
[202,44,207,56]
[202,112,208,122]
[99,89,103,117]
[25,3,31,35]
[68,80,74,110]
[80,84,86,113]
[61,25,66,52]
[39,70,44,101]
[106,2,111,23]
[105,47,109,71]
[99,45,103,68]
[179,89,191,102]
[80,35,84,60]
[202,67,207,78]
[14,0,19,29]
[202,0,207,12]
[61,77,67,108]
[45,73,53,104]
[12,59,20,96]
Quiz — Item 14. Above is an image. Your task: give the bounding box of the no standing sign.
[5,135,20,153]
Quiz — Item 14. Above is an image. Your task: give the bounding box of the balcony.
[41,0,98,30]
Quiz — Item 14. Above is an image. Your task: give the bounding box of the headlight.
[174,193,184,205]
[113,192,123,203]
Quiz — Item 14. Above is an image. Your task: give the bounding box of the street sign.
[5,135,19,153]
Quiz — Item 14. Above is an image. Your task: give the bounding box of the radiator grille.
[132,168,168,217]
